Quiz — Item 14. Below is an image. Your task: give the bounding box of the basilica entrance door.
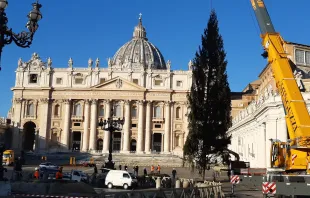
[152,133,162,152]
[130,139,136,152]
[97,138,103,151]
[23,121,36,151]
[72,131,81,151]
[113,132,121,152]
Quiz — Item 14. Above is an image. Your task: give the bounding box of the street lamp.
[0,0,43,71]
[98,115,125,170]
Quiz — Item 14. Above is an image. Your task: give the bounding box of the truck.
[230,1,310,197]
[2,150,14,166]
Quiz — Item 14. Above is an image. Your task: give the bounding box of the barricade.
[69,157,76,165]
[41,156,47,161]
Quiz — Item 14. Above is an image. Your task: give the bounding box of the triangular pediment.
[92,77,146,91]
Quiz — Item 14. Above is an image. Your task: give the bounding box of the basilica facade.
[9,16,192,156]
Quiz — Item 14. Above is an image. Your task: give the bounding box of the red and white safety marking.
[262,182,276,194]
[230,175,240,184]
[13,195,95,198]
[292,154,297,165]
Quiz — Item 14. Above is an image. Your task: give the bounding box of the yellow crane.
[251,0,310,174]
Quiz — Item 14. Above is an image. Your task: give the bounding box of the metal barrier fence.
[97,186,224,198]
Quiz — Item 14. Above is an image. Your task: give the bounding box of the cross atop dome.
[133,13,147,40]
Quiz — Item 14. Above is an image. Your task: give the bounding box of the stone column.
[164,101,171,153]
[103,100,111,153]
[89,99,98,150]
[145,101,152,153]
[39,98,50,150]
[61,99,71,150]
[82,99,90,151]
[136,100,145,153]
[122,100,131,153]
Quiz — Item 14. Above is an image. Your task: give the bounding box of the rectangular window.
[56,78,63,84]
[154,79,163,86]
[155,124,161,128]
[133,79,139,84]
[306,51,310,65]
[99,78,106,84]
[29,74,38,84]
[176,80,183,87]
[75,78,83,84]
[132,124,137,128]
[99,106,104,117]
[73,123,81,126]
[295,49,305,64]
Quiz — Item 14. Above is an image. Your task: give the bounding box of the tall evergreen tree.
[184,9,231,179]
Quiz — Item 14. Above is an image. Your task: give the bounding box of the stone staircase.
[95,153,184,167]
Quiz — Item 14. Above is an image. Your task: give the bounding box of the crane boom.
[251,0,310,173]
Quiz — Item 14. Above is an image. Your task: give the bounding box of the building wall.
[228,42,310,168]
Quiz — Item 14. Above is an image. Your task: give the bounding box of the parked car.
[39,162,59,170]
[62,170,88,182]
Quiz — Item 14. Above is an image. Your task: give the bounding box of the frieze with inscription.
[53,91,144,97]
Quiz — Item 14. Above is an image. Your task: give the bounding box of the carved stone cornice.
[146,100,152,106]
[90,99,98,105]
[124,100,131,105]
[102,99,111,104]
[14,98,23,104]
[40,98,50,104]
[164,101,171,106]
[137,100,145,105]
[84,99,90,104]
[62,99,71,104]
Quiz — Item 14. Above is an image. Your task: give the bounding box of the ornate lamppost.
[0,0,43,70]
[98,114,125,170]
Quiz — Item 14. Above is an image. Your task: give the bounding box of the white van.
[105,170,138,189]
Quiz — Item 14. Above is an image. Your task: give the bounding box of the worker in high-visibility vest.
[151,165,155,173]
[157,165,161,174]
[55,167,63,179]
[34,167,39,179]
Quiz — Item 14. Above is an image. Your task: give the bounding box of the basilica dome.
[111,15,166,70]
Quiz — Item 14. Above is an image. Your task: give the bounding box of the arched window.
[131,106,137,118]
[27,103,34,116]
[54,104,60,117]
[114,105,121,117]
[74,103,82,116]
[99,105,105,117]
[176,107,181,119]
[154,106,161,118]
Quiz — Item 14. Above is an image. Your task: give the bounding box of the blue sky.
[0,0,309,116]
